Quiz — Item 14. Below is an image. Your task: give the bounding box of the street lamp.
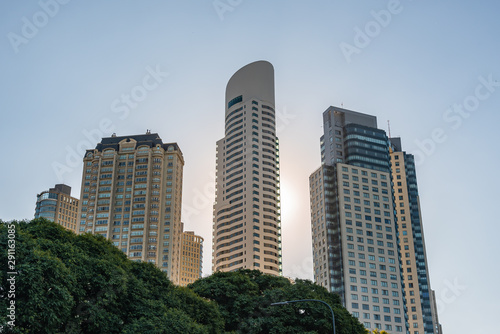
[270,299,336,334]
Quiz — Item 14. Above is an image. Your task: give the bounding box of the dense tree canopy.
[189,269,366,334]
[1,219,367,333]
[0,219,223,333]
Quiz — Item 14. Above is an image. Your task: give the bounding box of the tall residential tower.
[212,61,282,275]
[310,106,441,333]
[310,107,407,333]
[78,132,185,284]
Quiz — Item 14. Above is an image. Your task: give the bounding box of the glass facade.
[344,124,391,173]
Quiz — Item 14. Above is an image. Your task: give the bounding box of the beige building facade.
[35,184,79,233]
[390,138,441,334]
[179,229,203,286]
[212,61,282,275]
[77,132,184,284]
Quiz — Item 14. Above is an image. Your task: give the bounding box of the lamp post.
[270,299,336,334]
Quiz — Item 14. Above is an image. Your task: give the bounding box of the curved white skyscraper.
[212,61,282,275]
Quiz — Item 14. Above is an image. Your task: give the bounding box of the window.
[228,95,242,108]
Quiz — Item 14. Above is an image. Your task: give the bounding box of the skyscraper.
[212,61,282,275]
[310,106,441,333]
[77,132,184,284]
[390,138,442,334]
[320,106,378,167]
[35,184,79,233]
[310,106,408,333]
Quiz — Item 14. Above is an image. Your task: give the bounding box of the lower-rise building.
[35,184,79,233]
[178,227,204,286]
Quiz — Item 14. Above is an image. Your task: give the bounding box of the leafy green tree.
[0,218,366,333]
[189,269,366,334]
[0,219,224,333]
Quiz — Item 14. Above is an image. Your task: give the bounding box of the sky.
[1,1,499,332]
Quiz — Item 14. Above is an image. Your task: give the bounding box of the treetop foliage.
[0,219,366,334]
[0,219,222,333]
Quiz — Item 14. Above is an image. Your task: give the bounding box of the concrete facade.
[179,229,203,286]
[77,132,184,284]
[310,106,409,333]
[212,61,282,275]
[310,163,407,332]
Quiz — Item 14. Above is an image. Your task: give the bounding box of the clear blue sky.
[1,1,499,332]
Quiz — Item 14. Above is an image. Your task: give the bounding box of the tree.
[0,219,367,333]
[189,269,366,334]
[0,219,224,333]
